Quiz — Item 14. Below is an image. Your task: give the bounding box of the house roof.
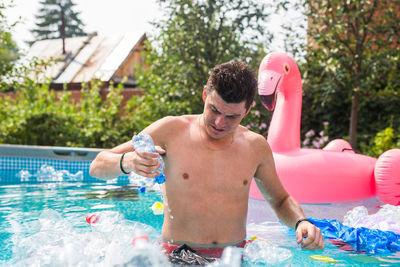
[26,32,146,85]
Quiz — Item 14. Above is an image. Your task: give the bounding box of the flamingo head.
[258,52,300,111]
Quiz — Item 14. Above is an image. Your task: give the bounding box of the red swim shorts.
[162,239,250,258]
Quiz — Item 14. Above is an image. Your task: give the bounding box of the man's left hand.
[295,221,324,250]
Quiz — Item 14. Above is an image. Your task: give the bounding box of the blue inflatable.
[309,218,400,254]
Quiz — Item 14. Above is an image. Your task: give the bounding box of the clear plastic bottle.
[129,132,165,192]
[243,238,293,265]
[122,233,170,267]
[207,246,242,267]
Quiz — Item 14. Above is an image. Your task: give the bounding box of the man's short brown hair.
[206,60,257,110]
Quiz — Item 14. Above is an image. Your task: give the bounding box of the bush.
[360,127,400,158]
[0,59,138,148]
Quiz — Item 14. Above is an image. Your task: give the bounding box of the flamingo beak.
[258,70,282,111]
[260,93,276,111]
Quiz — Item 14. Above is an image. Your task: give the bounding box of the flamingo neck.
[267,82,302,152]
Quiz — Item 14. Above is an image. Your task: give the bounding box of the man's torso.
[153,115,264,246]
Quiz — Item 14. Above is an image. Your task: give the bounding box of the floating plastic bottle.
[243,238,293,265]
[120,231,170,267]
[343,205,400,234]
[16,165,83,183]
[11,209,165,266]
[129,132,165,191]
[207,246,242,267]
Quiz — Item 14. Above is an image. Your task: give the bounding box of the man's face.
[202,89,248,140]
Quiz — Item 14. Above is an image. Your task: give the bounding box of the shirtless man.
[89,60,324,256]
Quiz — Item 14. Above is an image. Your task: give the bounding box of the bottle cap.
[131,235,150,245]
[85,214,98,224]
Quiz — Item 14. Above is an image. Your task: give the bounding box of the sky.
[5,0,163,52]
[5,0,305,54]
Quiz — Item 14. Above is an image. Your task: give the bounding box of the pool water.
[0,183,164,265]
[1,182,400,266]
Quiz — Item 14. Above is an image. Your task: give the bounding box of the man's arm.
[89,116,175,180]
[254,137,324,250]
[89,141,163,180]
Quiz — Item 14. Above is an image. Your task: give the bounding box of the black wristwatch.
[295,218,313,230]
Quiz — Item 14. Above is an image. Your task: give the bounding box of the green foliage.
[360,127,400,158]
[274,0,400,152]
[303,0,400,149]
[2,0,397,154]
[0,0,129,148]
[0,57,132,148]
[0,1,19,76]
[1,0,275,147]
[76,80,131,148]
[131,0,273,133]
[31,0,87,41]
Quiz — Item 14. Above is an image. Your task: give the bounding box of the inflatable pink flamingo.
[250,52,400,205]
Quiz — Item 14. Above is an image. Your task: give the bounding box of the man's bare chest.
[163,140,257,191]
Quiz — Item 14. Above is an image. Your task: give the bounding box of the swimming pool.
[1,144,400,266]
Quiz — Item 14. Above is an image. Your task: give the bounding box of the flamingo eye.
[284,64,290,73]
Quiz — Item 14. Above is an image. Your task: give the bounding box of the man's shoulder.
[239,126,267,142]
[146,115,196,147]
[149,115,197,135]
[158,115,196,127]
[238,126,270,153]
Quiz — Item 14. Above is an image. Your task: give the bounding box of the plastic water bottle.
[207,246,242,267]
[343,206,368,227]
[219,247,242,267]
[122,233,170,267]
[243,239,293,265]
[85,211,123,235]
[129,132,165,192]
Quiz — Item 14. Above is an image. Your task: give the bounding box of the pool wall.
[0,144,109,184]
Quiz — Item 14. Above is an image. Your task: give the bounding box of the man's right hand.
[122,146,165,177]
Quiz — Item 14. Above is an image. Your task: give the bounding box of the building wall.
[114,39,148,81]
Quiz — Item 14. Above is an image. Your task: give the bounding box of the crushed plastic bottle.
[129,132,165,191]
[343,206,369,227]
[10,209,165,266]
[343,205,400,234]
[87,211,125,233]
[16,165,83,183]
[119,231,170,267]
[16,170,32,182]
[243,238,293,265]
[206,246,242,267]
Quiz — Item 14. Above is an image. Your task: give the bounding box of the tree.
[129,0,273,133]
[304,0,400,149]
[31,0,86,52]
[0,1,19,76]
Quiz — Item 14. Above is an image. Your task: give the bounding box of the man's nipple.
[182,173,189,180]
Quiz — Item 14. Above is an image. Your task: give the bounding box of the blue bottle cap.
[136,186,146,193]
[155,174,166,184]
